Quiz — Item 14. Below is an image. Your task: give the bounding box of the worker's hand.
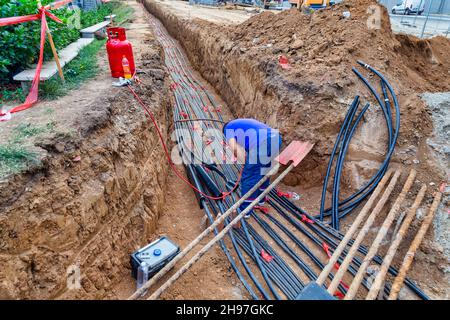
[232,210,242,229]
[227,138,246,164]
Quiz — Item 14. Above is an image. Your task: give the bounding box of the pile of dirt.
[231,0,450,93]
[147,0,450,188]
[225,0,450,151]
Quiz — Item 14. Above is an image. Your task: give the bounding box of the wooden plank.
[275,140,314,167]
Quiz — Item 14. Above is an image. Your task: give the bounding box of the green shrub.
[80,3,114,28]
[0,0,81,82]
[0,0,116,83]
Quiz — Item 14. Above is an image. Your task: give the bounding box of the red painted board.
[275,141,314,167]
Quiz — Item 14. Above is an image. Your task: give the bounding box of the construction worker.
[223,119,282,219]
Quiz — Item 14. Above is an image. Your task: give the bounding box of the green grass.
[0,122,56,176]
[0,143,38,176]
[38,39,106,100]
[113,2,135,25]
[13,123,48,141]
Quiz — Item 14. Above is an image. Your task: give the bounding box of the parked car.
[392,0,426,15]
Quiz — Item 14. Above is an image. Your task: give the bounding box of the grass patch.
[0,86,25,105]
[12,121,56,142]
[39,39,106,100]
[0,143,38,176]
[0,122,56,176]
[113,2,135,25]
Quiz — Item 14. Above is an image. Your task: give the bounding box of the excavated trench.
[0,0,448,300]
[141,0,449,299]
[143,0,398,191]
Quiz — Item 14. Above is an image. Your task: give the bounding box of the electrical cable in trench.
[318,61,400,230]
[135,7,429,300]
[127,84,243,201]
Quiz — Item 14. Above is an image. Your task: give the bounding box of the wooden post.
[366,185,427,300]
[344,170,417,300]
[38,0,65,83]
[388,192,442,300]
[45,25,65,83]
[316,169,394,286]
[326,170,401,295]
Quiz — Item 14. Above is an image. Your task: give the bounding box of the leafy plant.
[0,0,78,82]
[0,85,24,104]
[0,0,120,83]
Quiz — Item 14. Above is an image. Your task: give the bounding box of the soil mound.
[231,0,450,93]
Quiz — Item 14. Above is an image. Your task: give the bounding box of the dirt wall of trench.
[0,39,171,299]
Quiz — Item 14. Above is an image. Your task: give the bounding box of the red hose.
[127,84,243,201]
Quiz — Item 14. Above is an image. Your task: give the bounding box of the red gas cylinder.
[106,27,136,78]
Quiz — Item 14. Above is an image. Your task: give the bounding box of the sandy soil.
[113,168,248,300]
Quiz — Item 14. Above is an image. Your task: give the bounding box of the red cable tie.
[276,188,291,198]
[203,106,209,112]
[215,107,222,112]
[300,214,315,224]
[333,280,350,299]
[206,139,213,146]
[322,242,340,270]
[334,291,345,299]
[180,111,188,119]
[340,280,350,290]
[260,249,274,263]
[254,206,269,214]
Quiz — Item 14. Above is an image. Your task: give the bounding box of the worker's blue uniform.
[224,119,282,216]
